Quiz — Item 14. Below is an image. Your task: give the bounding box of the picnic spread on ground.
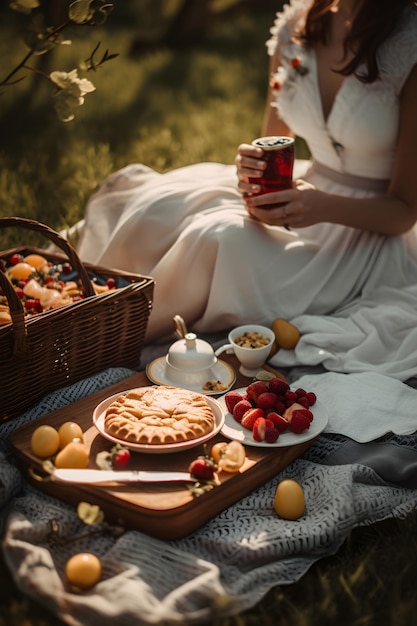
[2,326,417,625]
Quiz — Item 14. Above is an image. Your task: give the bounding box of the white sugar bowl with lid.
[166,332,218,385]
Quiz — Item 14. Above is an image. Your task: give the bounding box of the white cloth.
[292,371,417,442]
[269,285,417,379]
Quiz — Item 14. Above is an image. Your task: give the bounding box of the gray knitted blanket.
[1,366,417,626]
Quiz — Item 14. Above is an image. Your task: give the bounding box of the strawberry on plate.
[241,407,264,430]
[252,417,267,442]
[265,425,280,443]
[224,390,244,413]
[220,383,324,448]
[232,399,253,423]
[289,410,311,434]
[266,411,289,433]
[246,381,269,401]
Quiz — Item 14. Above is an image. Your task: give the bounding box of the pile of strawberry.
[224,378,317,444]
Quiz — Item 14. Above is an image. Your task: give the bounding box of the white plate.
[218,387,329,448]
[145,356,236,395]
[92,389,225,454]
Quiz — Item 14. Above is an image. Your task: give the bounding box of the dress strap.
[311,162,390,193]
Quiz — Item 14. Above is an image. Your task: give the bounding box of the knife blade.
[52,469,195,484]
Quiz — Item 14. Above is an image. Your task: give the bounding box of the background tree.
[129,0,279,55]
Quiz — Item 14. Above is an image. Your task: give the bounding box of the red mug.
[248,136,295,207]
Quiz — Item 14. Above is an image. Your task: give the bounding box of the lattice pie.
[104,386,215,444]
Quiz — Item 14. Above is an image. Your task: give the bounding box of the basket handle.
[0,268,27,354]
[0,217,95,297]
[0,217,96,356]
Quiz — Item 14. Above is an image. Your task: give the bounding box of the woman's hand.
[235,143,267,196]
[244,179,323,229]
[236,144,325,228]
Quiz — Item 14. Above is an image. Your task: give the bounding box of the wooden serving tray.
[10,355,315,540]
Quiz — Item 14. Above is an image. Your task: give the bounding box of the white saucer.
[146,356,236,395]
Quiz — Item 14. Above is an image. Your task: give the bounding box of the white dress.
[78,0,417,378]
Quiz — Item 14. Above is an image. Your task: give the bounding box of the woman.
[77,0,417,348]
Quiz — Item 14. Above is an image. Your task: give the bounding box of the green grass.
[1,3,417,625]
[0,2,271,249]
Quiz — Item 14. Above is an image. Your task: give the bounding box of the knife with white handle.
[52,469,195,484]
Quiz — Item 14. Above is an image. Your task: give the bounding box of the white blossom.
[50,70,95,122]
[10,0,39,13]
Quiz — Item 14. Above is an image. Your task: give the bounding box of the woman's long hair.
[297,0,416,82]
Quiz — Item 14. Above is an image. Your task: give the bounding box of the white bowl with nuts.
[215,324,275,377]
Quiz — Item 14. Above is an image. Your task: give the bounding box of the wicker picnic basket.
[0,217,154,422]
